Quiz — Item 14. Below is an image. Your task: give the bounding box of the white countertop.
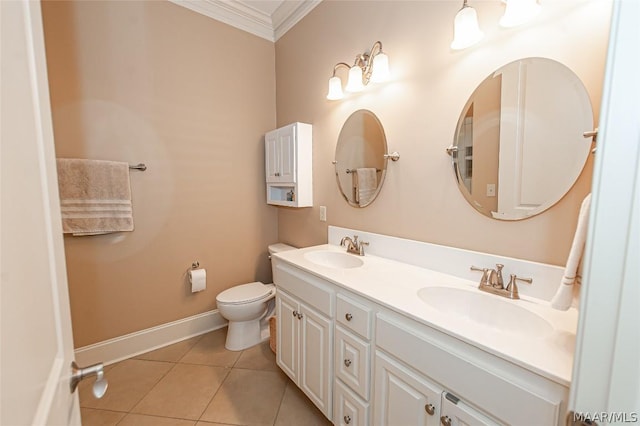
[273,244,578,387]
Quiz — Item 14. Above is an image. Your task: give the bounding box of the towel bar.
[129,163,147,171]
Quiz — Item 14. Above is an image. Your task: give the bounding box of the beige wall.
[42,1,278,347]
[275,0,611,266]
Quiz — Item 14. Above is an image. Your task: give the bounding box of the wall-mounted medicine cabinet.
[265,122,312,207]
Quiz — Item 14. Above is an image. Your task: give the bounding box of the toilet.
[216,243,295,351]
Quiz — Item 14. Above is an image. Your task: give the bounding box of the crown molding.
[169,0,320,42]
[273,0,321,41]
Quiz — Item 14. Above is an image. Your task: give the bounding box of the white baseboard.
[74,310,227,366]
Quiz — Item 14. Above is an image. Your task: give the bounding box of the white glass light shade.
[500,0,540,28]
[326,76,344,100]
[345,66,365,92]
[450,5,484,50]
[370,52,390,83]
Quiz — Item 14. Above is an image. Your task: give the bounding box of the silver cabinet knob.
[70,361,108,398]
[425,403,435,415]
[440,415,452,426]
[345,313,353,321]
[292,310,298,317]
[297,312,303,319]
[344,359,352,367]
[344,415,352,424]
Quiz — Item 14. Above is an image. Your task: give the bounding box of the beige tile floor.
[79,328,332,426]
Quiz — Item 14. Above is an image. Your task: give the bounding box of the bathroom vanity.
[273,227,578,426]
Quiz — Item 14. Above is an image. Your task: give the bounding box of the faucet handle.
[506,274,533,299]
[358,241,369,256]
[470,266,491,286]
[506,274,519,299]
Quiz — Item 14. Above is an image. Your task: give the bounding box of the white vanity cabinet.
[273,262,334,419]
[265,122,312,207]
[272,248,571,426]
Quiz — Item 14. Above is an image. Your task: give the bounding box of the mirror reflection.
[452,57,593,220]
[335,110,387,207]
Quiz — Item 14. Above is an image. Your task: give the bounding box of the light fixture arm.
[331,62,351,77]
[357,41,385,86]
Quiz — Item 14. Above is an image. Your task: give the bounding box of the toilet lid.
[216,282,275,305]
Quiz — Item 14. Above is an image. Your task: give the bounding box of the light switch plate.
[319,206,327,222]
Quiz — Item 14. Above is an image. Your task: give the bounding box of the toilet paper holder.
[191,261,200,269]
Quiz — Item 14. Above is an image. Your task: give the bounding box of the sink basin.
[417,286,553,337]
[304,250,364,269]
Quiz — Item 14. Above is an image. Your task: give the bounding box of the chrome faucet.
[470,264,532,300]
[340,235,369,256]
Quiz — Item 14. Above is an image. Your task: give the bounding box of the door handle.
[70,361,108,398]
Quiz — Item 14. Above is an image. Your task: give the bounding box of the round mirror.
[451,57,593,220]
[335,110,388,207]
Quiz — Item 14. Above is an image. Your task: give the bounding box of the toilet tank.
[268,243,296,256]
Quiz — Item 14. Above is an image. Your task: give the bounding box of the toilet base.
[225,318,270,351]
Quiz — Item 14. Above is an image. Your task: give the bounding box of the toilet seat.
[216,282,275,305]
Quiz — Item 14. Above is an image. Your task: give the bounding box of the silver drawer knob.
[344,415,352,424]
[297,312,303,319]
[441,415,452,426]
[292,310,298,317]
[345,313,353,321]
[344,359,352,367]
[425,403,435,415]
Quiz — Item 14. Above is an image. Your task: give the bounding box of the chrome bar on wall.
[345,168,382,174]
[129,163,147,171]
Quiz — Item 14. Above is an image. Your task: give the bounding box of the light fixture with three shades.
[326,41,390,101]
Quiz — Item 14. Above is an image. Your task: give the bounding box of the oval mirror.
[451,57,593,220]
[335,110,387,207]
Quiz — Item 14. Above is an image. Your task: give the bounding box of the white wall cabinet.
[265,122,312,207]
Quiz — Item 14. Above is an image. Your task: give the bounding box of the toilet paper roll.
[189,268,206,293]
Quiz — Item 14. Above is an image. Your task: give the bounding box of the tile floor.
[79,328,332,426]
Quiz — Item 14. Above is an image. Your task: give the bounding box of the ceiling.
[169,0,321,42]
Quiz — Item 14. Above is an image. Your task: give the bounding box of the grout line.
[271,379,291,426]
[126,359,179,417]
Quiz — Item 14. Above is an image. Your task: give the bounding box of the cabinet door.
[440,393,501,426]
[373,351,441,426]
[278,124,296,182]
[299,302,332,419]
[276,291,298,382]
[265,129,280,182]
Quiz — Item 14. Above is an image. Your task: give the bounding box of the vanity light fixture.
[451,0,542,50]
[451,0,484,50]
[326,41,390,101]
[500,0,541,28]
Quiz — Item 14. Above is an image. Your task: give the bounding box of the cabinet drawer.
[274,262,334,317]
[334,379,369,426]
[337,293,372,339]
[335,326,370,400]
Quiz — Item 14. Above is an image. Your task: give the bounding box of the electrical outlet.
[487,183,496,197]
[319,206,327,222]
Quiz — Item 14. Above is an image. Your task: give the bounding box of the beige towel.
[356,168,377,205]
[551,193,591,310]
[56,159,134,236]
